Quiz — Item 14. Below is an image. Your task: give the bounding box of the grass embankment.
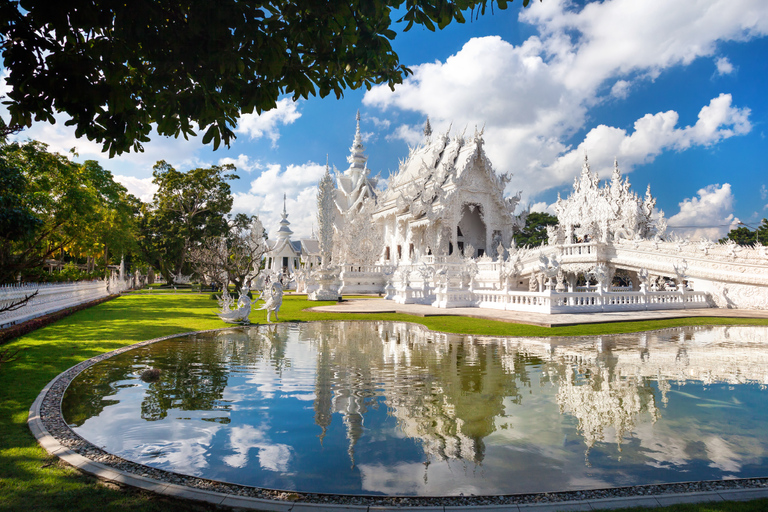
[1,293,768,512]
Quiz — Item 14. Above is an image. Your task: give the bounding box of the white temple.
[278,114,768,312]
[264,195,320,289]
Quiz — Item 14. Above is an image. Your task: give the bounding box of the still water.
[62,322,768,496]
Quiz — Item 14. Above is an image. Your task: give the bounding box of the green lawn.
[1,293,767,512]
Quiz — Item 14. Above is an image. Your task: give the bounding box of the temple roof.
[334,112,378,214]
[374,126,516,222]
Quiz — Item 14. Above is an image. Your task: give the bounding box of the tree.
[138,161,237,284]
[189,214,269,292]
[719,219,768,246]
[0,140,136,284]
[514,212,558,247]
[0,0,532,156]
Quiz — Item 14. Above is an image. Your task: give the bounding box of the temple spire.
[423,116,432,138]
[277,193,292,241]
[346,110,368,174]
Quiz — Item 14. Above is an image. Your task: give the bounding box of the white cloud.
[367,116,392,130]
[385,123,424,146]
[364,0,766,197]
[529,201,554,214]
[113,175,158,203]
[667,183,736,240]
[218,154,262,173]
[545,94,751,185]
[232,161,327,239]
[7,108,212,178]
[761,184,767,200]
[236,98,301,146]
[715,56,735,75]
[610,80,631,99]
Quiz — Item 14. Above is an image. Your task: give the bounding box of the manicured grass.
[1,293,767,512]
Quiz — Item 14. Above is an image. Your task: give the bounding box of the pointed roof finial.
[347,110,368,173]
[423,116,432,138]
[283,193,287,216]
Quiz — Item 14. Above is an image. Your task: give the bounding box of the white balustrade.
[0,277,130,329]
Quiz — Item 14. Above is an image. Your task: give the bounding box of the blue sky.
[4,0,768,241]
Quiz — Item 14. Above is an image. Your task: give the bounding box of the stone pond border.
[28,323,768,511]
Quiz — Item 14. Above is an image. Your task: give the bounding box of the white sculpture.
[256,281,284,323]
[217,287,252,324]
[538,253,560,290]
[308,161,342,301]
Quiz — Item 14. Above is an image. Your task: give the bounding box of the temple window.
[385,247,391,260]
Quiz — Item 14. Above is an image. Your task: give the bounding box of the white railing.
[0,278,129,329]
[429,286,710,314]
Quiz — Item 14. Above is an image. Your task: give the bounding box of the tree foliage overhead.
[0,0,531,156]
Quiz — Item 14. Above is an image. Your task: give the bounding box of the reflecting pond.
[62,322,768,496]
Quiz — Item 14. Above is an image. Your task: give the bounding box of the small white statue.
[256,281,284,323]
[217,289,252,324]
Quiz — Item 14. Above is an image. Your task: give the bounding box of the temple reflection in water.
[63,322,768,495]
[210,323,768,466]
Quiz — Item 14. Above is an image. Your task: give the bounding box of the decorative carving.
[217,287,252,324]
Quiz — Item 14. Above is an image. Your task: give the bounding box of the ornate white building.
[263,195,320,290]
[299,115,768,311]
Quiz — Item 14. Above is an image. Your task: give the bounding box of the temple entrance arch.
[458,203,486,258]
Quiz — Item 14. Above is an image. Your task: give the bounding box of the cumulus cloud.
[113,175,158,203]
[7,106,211,177]
[610,80,631,99]
[232,161,327,239]
[385,123,425,146]
[529,201,555,214]
[236,98,301,146]
[367,116,392,130]
[546,94,751,184]
[667,183,736,240]
[364,0,766,197]
[218,154,262,173]
[715,57,735,75]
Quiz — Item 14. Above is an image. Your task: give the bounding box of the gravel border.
[28,324,768,511]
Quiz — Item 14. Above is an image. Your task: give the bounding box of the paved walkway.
[308,297,768,327]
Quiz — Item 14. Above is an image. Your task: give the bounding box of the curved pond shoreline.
[29,324,768,511]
